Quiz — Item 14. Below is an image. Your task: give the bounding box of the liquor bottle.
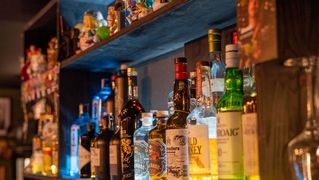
[119,67,145,179]
[109,127,122,179]
[209,29,226,107]
[79,123,96,178]
[187,61,218,179]
[70,104,90,177]
[115,64,128,127]
[148,111,169,180]
[92,78,112,133]
[134,113,154,180]
[94,112,115,180]
[166,57,190,179]
[242,66,260,180]
[32,118,44,174]
[189,71,197,112]
[216,44,244,180]
[105,75,117,120]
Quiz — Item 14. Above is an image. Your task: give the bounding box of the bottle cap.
[225,44,239,68]
[175,57,188,80]
[208,29,221,52]
[156,111,169,118]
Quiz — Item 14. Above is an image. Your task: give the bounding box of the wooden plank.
[61,0,236,71]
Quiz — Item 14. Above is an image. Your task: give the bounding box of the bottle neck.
[173,79,190,112]
[128,75,138,100]
[305,64,318,129]
[224,67,243,93]
[196,65,212,106]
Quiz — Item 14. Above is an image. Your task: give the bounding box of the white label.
[211,78,224,92]
[217,112,243,177]
[242,113,259,176]
[91,147,100,167]
[188,124,210,175]
[79,145,90,169]
[166,129,189,180]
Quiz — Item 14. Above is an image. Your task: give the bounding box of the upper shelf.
[61,0,236,72]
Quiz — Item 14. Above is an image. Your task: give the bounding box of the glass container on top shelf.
[286,56,319,180]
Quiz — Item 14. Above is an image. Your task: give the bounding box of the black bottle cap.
[175,57,187,64]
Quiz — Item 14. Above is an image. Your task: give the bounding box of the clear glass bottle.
[209,29,226,107]
[189,71,197,112]
[134,113,154,180]
[288,57,319,180]
[187,61,218,179]
[70,104,90,177]
[216,44,244,180]
[242,66,260,180]
[119,67,145,179]
[166,57,190,179]
[148,111,169,180]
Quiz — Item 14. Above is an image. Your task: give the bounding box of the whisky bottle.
[70,104,90,177]
[119,67,145,179]
[79,123,96,178]
[216,44,244,180]
[166,57,190,179]
[94,112,115,180]
[242,66,260,180]
[134,113,154,180]
[209,29,226,107]
[187,61,218,179]
[149,111,169,180]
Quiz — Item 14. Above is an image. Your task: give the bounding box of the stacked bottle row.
[69,29,260,180]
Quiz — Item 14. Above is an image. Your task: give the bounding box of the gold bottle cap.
[208,29,221,52]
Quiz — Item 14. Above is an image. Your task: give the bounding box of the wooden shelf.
[24,173,90,180]
[61,0,236,72]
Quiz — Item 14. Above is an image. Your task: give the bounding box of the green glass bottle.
[166,57,190,179]
[216,44,244,180]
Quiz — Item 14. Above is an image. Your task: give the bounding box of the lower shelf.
[23,173,91,180]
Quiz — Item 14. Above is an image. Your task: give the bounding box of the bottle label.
[134,140,149,178]
[121,137,134,176]
[242,113,259,176]
[166,129,189,179]
[91,147,100,167]
[79,145,90,169]
[109,144,120,176]
[211,78,224,92]
[188,124,210,175]
[217,112,243,177]
[70,125,79,158]
[149,138,167,177]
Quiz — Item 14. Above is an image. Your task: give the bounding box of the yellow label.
[217,112,244,177]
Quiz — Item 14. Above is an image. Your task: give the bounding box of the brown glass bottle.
[166,57,190,179]
[95,113,115,180]
[79,123,96,178]
[119,67,145,179]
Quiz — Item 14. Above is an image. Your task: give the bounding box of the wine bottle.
[216,44,244,180]
[166,57,190,179]
[119,67,145,179]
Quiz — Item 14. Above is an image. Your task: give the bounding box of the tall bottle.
[166,57,190,179]
[148,111,169,180]
[92,78,111,133]
[94,112,115,180]
[70,104,90,177]
[79,123,96,178]
[115,64,128,127]
[209,29,226,107]
[187,61,218,179]
[242,66,260,180]
[134,113,154,180]
[216,44,244,180]
[119,67,145,179]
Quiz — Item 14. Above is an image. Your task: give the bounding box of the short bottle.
[95,112,115,180]
[79,123,96,178]
[148,111,169,180]
[134,113,154,180]
[166,57,190,179]
[216,44,244,180]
